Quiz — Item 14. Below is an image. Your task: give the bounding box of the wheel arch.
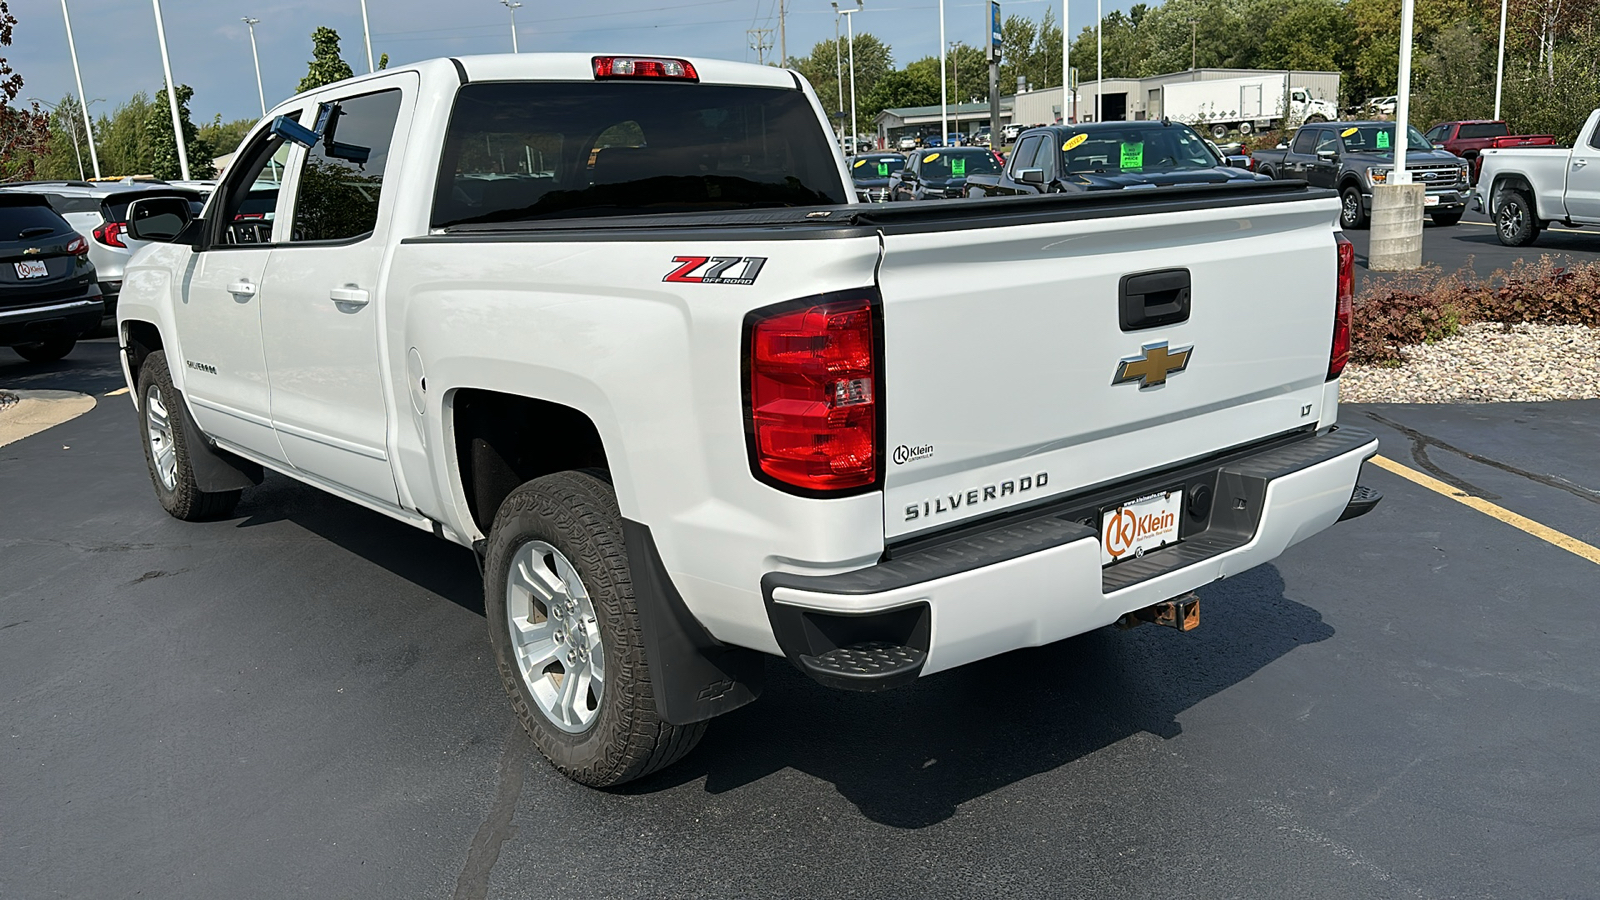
[120,319,164,397]
[1487,172,1535,217]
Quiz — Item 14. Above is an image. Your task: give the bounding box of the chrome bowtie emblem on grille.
[1113,341,1193,389]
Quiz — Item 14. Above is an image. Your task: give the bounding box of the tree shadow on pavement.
[624,564,1331,828]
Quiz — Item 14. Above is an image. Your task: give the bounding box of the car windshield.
[432,81,847,228]
[1059,125,1217,174]
[851,157,905,181]
[918,150,1000,179]
[1339,124,1433,153]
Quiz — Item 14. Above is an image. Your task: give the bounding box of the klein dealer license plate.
[1424,195,1440,207]
[1101,489,1183,566]
[13,260,48,279]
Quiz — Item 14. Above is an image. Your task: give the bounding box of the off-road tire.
[137,350,242,521]
[484,471,705,787]
[1340,185,1370,230]
[1495,190,1540,247]
[1430,211,1463,226]
[13,337,75,363]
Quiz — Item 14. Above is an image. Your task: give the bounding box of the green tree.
[792,33,892,134]
[298,26,355,93]
[0,0,51,181]
[377,52,389,71]
[145,84,215,180]
[33,95,89,180]
[198,114,255,157]
[95,92,155,176]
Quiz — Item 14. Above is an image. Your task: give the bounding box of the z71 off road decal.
[663,256,767,285]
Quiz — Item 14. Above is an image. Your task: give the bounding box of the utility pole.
[31,98,86,179]
[59,0,101,178]
[833,1,862,151]
[1189,18,1198,70]
[746,28,774,65]
[359,0,374,72]
[1491,0,1504,119]
[939,0,948,148]
[778,0,787,66]
[987,1,1000,143]
[243,18,266,116]
[502,0,522,53]
[1062,0,1069,124]
[150,0,190,181]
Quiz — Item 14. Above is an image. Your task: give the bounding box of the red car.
[1424,121,1557,183]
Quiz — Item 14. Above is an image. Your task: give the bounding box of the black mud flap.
[621,519,764,725]
[170,386,264,492]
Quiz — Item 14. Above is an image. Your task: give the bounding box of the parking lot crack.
[1364,410,1600,505]
[451,724,533,900]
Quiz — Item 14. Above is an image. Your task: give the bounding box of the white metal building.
[1012,68,1341,125]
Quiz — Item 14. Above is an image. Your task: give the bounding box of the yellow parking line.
[1370,455,1600,566]
[104,387,129,397]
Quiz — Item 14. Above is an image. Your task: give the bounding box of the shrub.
[1350,257,1600,365]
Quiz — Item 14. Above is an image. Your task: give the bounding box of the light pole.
[1062,0,1069,124]
[1491,0,1504,119]
[501,0,522,53]
[939,0,948,147]
[58,0,101,178]
[149,0,190,181]
[1095,0,1102,122]
[242,17,266,116]
[833,1,862,153]
[1189,17,1198,70]
[834,13,843,140]
[359,0,374,72]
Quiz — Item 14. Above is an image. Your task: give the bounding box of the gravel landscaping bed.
[1341,323,1600,403]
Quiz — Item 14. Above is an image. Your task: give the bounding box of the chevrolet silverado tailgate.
[870,186,1343,540]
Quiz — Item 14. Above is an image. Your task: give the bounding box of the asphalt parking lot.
[4,328,1599,898]
[1345,206,1600,285]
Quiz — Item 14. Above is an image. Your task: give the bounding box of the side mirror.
[1227,157,1252,169]
[1276,142,1288,150]
[1316,149,1337,161]
[126,196,195,244]
[1018,168,1046,185]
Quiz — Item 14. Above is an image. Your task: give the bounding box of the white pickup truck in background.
[1478,108,1600,246]
[114,53,1381,787]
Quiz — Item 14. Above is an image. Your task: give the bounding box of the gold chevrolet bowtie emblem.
[1112,341,1193,389]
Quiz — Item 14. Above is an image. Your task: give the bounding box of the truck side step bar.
[798,641,928,692]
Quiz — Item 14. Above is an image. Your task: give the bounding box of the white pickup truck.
[1478,108,1600,246]
[115,53,1381,787]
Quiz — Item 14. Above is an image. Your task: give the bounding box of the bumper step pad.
[797,641,927,692]
[1339,484,1383,521]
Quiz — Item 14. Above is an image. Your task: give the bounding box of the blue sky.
[6,0,1121,123]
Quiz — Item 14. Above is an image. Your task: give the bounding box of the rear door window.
[1291,128,1317,155]
[1457,123,1509,140]
[431,81,847,228]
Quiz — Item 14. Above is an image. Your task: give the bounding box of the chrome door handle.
[329,286,370,307]
[226,281,257,296]
[1575,158,1588,167]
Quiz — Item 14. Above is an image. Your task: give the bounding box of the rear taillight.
[746,293,880,493]
[93,221,127,248]
[66,235,89,255]
[1329,233,1354,380]
[592,56,699,81]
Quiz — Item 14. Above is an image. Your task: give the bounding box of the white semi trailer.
[1161,75,1338,139]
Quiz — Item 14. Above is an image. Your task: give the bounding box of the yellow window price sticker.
[1340,127,1359,137]
[853,159,867,167]
[923,153,941,163]
[1120,142,1144,169]
[1062,133,1088,151]
[951,158,966,176]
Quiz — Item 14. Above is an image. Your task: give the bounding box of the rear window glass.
[42,195,103,215]
[1457,123,1509,140]
[0,202,71,240]
[432,81,847,228]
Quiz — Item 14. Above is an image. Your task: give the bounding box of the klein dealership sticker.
[662,256,767,285]
[1062,133,1088,152]
[892,443,934,465]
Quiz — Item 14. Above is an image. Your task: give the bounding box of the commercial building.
[1011,68,1341,126]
